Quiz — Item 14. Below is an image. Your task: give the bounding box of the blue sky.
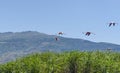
[0,0,120,44]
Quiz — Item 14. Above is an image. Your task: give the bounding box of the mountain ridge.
[0,31,120,63]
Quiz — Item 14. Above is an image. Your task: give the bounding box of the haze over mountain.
[0,31,120,63]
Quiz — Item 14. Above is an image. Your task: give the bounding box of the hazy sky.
[0,0,120,44]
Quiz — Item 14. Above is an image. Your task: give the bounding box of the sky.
[0,0,120,44]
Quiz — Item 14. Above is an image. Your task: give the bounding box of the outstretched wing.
[109,23,112,27]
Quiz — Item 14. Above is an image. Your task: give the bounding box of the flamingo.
[58,32,64,35]
[55,37,58,41]
[108,22,118,27]
[83,32,95,36]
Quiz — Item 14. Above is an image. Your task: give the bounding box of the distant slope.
[0,31,120,63]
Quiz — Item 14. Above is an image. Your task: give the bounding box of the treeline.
[0,51,120,73]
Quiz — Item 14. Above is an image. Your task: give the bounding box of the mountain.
[0,31,120,63]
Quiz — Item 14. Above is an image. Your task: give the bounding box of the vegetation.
[0,51,120,73]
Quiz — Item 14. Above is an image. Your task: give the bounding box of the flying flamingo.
[83,32,95,36]
[55,37,58,41]
[108,22,118,27]
[58,32,64,35]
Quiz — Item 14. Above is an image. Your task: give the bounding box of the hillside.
[0,31,120,63]
[0,51,120,73]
